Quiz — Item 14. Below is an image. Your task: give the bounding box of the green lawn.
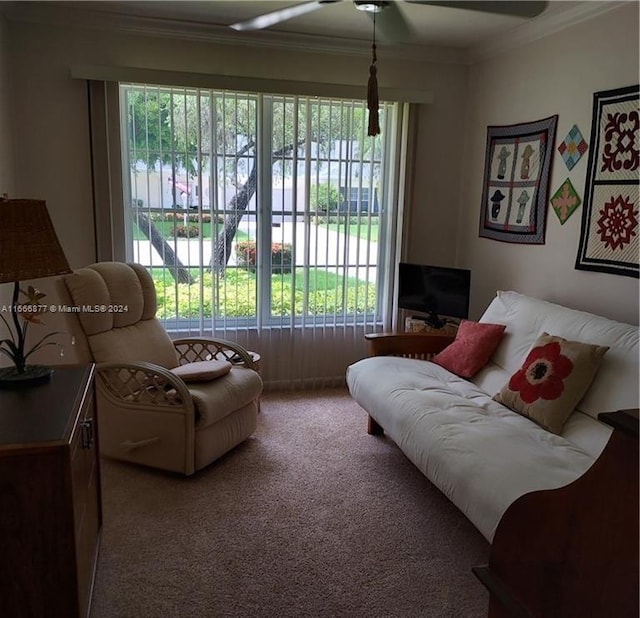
[325,220,379,241]
[151,266,376,319]
[138,221,377,318]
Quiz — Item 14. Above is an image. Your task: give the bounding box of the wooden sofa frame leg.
[367,415,384,435]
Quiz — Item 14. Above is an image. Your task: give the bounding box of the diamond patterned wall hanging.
[557,124,588,170]
[550,178,581,225]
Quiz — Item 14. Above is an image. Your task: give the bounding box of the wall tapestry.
[557,124,588,171]
[479,115,558,244]
[550,178,581,225]
[575,85,639,278]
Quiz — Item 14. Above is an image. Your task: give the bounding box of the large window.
[120,83,399,333]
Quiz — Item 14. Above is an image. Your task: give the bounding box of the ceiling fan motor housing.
[354,1,390,13]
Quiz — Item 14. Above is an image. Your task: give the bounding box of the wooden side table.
[230,350,261,374]
[0,364,102,618]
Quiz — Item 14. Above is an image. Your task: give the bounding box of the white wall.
[5,17,468,272]
[0,12,16,345]
[458,3,639,324]
[0,11,14,196]
[396,63,469,267]
[3,11,469,374]
[2,3,638,375]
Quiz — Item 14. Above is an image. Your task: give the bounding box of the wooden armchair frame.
[92,336,260,474]
[173,337,258,370]
[365,332,455,359]
[95,337,258,412]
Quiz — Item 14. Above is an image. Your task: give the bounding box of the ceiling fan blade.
[406,1,548,19]
[371,2,414,44]
[229,1,338,32]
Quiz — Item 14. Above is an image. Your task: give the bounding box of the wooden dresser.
[0,364,102,618]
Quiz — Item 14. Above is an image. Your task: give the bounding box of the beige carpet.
[90,388,489,618]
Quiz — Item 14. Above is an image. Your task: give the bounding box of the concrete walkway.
[132,221,378,282]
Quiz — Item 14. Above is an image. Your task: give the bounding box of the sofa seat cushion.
[346,355,606,542]
[189,367,263,429]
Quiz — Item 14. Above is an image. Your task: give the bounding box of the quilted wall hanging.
[557,124,588,171]
[479,115,558,244]
[575,85,639,278]
[551,178,582,225]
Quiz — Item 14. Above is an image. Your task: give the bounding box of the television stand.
[403,313,458,337]
[424,312,447,329]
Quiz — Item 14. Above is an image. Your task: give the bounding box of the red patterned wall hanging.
[575,85,639,278]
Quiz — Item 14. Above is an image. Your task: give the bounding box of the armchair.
[57,262,263,475]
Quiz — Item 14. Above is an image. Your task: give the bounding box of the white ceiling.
[15,0,589,50]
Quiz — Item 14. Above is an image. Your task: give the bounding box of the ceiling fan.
[229,1,549,44]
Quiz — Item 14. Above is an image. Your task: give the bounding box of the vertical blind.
[119,82,405,388]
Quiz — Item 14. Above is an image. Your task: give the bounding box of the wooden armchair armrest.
[96,361,194,411]
[173,337,258,371]
[364,332,455,359]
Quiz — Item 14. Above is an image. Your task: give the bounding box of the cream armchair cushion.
[61,261,263,475]
[64,262,180,369]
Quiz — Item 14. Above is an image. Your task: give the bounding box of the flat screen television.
[398,263,471,328]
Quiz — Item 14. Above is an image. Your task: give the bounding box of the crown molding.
[467,1,631,64]
[3,2,468,65]
[9,2,624,68]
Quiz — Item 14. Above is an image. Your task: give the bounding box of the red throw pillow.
[432,320,506,378]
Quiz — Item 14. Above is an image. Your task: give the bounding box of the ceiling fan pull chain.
[367,13,380,136]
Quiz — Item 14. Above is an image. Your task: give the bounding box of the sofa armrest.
[364,332,454,359]
[173,337,258,371]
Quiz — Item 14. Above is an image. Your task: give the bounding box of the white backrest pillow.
[475,291,638,420]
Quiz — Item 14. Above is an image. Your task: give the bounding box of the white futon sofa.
[346,291,639,542]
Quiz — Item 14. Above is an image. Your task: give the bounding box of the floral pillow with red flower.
[493,333,609,434]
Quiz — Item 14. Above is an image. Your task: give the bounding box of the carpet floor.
[90,388,489,618]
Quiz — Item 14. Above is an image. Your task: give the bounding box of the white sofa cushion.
[346,355,598,542]
[346,291,638,542]
[475,291,639,420]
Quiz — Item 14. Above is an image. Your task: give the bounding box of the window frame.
[90,80,408,336]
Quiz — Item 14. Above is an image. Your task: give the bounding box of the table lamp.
[0,198,72,387]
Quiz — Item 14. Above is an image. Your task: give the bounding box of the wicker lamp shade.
[0,199,71,283]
